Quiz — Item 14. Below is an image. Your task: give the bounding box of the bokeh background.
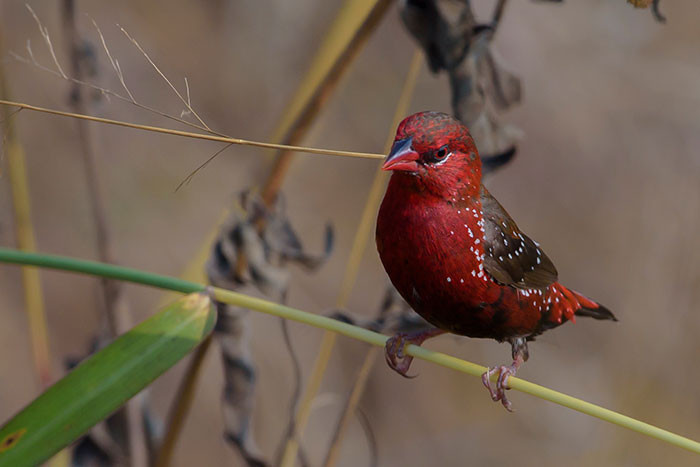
[1,1,699,466]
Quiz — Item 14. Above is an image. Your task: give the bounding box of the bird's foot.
[481,353,524,412]
[385,328,446,378]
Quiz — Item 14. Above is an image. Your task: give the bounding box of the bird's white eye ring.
[428,145,451,165]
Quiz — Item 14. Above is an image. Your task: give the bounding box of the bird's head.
[383,111,481,197]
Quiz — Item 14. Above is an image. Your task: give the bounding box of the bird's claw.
[384,328,446,378]
[481,364,517,412]
[385,333,417,378]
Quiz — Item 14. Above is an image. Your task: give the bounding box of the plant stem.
[0,248,700,454]
[1,247,700,456]
[289,49,422,467]
[0,99,383,160]
[154,336,214,467]
[0,32,53,390]
[261,0,393,205]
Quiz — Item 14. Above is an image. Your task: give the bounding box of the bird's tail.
[570,289,618,322]
[548,283,617,324]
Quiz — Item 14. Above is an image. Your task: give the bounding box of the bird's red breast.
[376,112,615,342]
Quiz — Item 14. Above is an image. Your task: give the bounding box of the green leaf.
[0,292,216,467]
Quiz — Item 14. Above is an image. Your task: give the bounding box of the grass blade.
[0,293,216,467]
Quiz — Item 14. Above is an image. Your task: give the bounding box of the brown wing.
[480,187,558,290]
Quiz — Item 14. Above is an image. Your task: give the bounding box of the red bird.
[376,111,617,410]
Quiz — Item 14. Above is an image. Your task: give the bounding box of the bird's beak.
[382,137,420,172]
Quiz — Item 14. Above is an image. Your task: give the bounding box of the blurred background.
[1,0,699,466]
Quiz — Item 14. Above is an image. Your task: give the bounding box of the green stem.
[0,248,202,294]
[1,247,699,456]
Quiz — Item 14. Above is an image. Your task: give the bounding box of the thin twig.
[274,318,304,466]
[260,0,393,205]
[153,0,395,380]
[280,50,422,467]
[490,0,508,30]
[181,77,192,118]
[11,17,221,137]
[175,143,234,192]
[118,25,212,132]
[155,336,214,467]
[318,50,423,467]
[26,4,67,79]
[322,348,379,467]
[61,3,148,465]
[0,105,22,124]
[90,18,135,102]
[0,99,384,160]
[354,408,378,467]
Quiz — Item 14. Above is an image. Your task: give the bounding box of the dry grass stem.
[0,31,53,391]
[61,3,149,464]
[118,25,212,132]
[90,18,136,102]
[13,9,222,136]
[26,4,67,79]
[282,50,422,467]
[0,99,383,160]
[322,348,379,467]
[261,0,393,205]
[155,336,214,467]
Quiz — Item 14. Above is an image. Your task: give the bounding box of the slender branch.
[91,18,135,102]
[1,247,699,456]
[322,348,379,467]
[155,336,214,467]
[11,14,226,137]
[26,5,67,79]
[61,4,149,465]
[62,0,120,336]
[118,25,213,132]
[285,50,422,467]
[175,143,234,192]
[0,99,384,160]
[260,0,394,205]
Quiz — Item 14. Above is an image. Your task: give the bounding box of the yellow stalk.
[1,38,67,467]
[5,138,51,386]
[270,0,393,146]
[155,336,214,467]
[0,57,52,391]
[322,347,379,467]
[281,50,423,467]
[262,0,393,203]
[152,1,392,461]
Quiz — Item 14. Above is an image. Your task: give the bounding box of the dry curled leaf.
[399,0,520,173]
[207,190,333,297]
[206,189,331,466]
[214,302,268,467]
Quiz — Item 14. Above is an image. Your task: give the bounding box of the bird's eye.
[428,145,449,163]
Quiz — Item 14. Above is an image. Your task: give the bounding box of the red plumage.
[376,111,616,410]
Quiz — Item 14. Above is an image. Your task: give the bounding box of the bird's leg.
[385,327,446,378]
[481,337,529,412]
